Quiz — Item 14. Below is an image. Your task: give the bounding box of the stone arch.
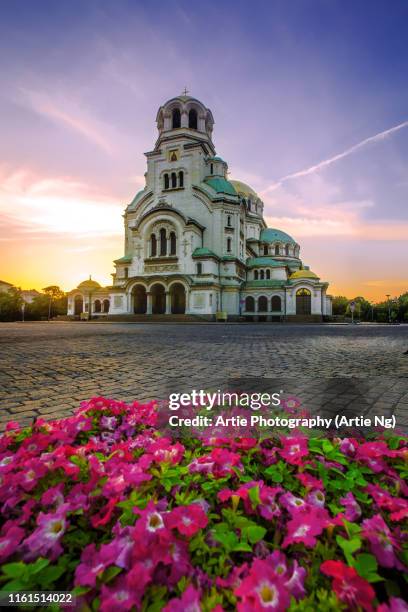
[188,108,198,129]
[94,299,101,313]
[245,296,255,311]
[169,282,186,314]
[151,283,166,314]
[172,108,181,129]
[74,295,83,315]
[258,295,268,312]
[102,299,110,313]
[296,288,311,315]
[271,295,282,312]
[133,284,147,314]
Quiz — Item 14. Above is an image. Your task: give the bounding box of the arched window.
[285,244,290,256]
[266,269,271,279]
[271,296,281,311]
[188,108,198,129]
[124,267,129,278]
[210,163,213,175]
[164,173,169,189]
[260,270,265,280]
[275,245,280,256]
[227,238,232,252]
[102,299,110,313]
[263,245,268,255]
[196,262,202,275]
[160,228,167,256]
[245,296,255,311]
[258,296,268,311]
[172,108,181,129]
[178,171,184,188]
[227,215,231,227]
[170,232,176,255]
[171,172,177,188]
[254,270,259,280]
[150,234,157,257]
[94,299,101,313]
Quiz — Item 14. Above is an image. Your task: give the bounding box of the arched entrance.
[271,296,282,312]
[74,295,83,315]
[151,284,166,314]
[258,296,268,312]
[296,288,311,315]
[245,296,255,311]
[102,299,110,313]
[133,285,147,314]
[170,283,186,314]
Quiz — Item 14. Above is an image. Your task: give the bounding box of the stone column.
[165,292,172,315]
[146,292,153,315]
[181,110,188,128]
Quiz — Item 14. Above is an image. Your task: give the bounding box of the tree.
[332,296,349,316]
[0,288,23,321]
[42,285,66,320]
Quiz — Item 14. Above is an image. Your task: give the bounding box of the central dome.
[260,228,296,244]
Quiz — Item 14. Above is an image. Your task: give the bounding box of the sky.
[0,0,407,300]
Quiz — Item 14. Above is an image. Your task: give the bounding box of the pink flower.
[339,492,361,521]
[306,489,325,508]
[295,472,323,490]
[23,505,67,560]
[279,435,309,465]
[0,525,25,562]
[167,504,208,537]
[377,597,408,612]
[320,560,375,611]
[234,558,290,611]
[100,574,144,612]
[279,491,307,514]
[362,514,400,568]
[163,585,201,612]
[283,507,329,548]
[75,542,118,587]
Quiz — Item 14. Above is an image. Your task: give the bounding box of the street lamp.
[386,294,391,324]
[370,302,374,322]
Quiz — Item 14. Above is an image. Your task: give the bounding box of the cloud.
[17,88,114,154]
[0,165,123,237]
[263,119,408,193]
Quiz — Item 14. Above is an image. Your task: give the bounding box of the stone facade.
[67,94,332,320]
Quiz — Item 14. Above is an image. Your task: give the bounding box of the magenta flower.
[167,503,208,537]
[377,597,408,612]
[163,585,201,612]
[283,507,329,548]
[295,472,323,490]
[339,492,361,521]
[279,435,309,466]
[0,524,25,562]
[75,542,119,587]
[234,558,290,611]
[99,574,144,612]
[362,514,401,568]
[23,505,67,560]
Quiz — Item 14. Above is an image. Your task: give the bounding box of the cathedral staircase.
[102,314,212,323]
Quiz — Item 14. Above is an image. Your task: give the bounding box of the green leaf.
[336,535,361,565]
[2,562,27,579]
[264,465,283,483]
[102,566,122,583]
[246,525,267,544]
[248,485,261,508]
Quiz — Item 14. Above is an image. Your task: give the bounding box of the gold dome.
[229,180,258,198]
[289,270,319,280]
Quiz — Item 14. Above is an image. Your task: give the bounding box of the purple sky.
[1,0,407,299]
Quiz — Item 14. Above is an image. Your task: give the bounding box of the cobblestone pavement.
[0,322,407,431]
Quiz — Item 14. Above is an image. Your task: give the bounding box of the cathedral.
[67,94,332,321]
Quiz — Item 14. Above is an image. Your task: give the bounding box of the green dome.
[260,228,296,244]
[204,178,237,196]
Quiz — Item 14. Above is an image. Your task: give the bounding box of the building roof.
[192,247,219,259]
[245,280,286,288]
[289,269,319,280]
[246,257,285,268]
[260,228,296,244]
[114,255,132,264]
[204,177,237,196]
[0,280,13,286]
[229,180,258,198]
[77,277,101,290]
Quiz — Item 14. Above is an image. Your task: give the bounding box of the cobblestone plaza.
[1,322,407,431]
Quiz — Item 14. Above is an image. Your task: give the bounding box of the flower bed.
[0,397,407,611]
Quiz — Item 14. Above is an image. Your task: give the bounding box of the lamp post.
[370,302,374,322]
[386,294,391,324]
